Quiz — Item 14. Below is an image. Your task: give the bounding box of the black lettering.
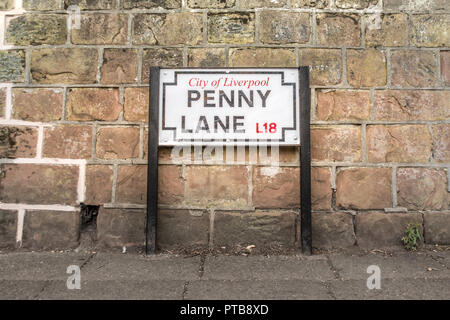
[181,116,193,133]
[204,90,215,107]
[238,90,254,108]
[257,90,271,108]
[233,116,245,133]
[214,116,229,133]
[219,90,234,108]
[196,116,210,133]
[188,90,200,108]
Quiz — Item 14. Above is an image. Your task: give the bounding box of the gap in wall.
[78,204,99,251]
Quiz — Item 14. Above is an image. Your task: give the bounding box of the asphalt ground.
[0,246,449,300]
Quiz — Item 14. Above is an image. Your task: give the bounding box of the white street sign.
[159,68,300,146]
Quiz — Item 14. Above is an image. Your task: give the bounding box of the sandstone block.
[12,88,63,122]
[336,168,392,209]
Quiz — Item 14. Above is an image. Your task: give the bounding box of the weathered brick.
[208,13,255,44]
[278,147,298,164]
[0,50,25,83]
[116,165,184,205]
[96,127,140,160]
[158,165,184,205]
[298,49,342,86]
[122,0,181,9]
[391,50,438,87]
[85,165,113,204]
[229,48,296,67]
[0,88,5,117]
[347,49,386,87]
[64,0,116,9]
[259,11,310,44]
[124,87,149,122]
[397,168,448,211]
[411,14,450,47]
[30,48,98,84]
[0,164,79,205]
[158,209,209,249]
[316,13,360,46]
[365,13,408,47]
[238,0,287,7]
[0,126,38,158]
[0,0,13,10]
[311,126,362,162]
[312,167,332,210]
[43,125,92,159]
[144,129,149,160]
[312,212,356,249]
[441,51,450,86]
[97,208,145,248]
[133,13,203,45]
[373,90,450,121]
[316,90,370,121]
[6,14,66,46]
[142,48,183,83]
[367,125,432,163]
[291,0,330,8]
[432,124,450,163]
[150,141,206,164]
[0,210,17,249]
[23,0,60,10]
[101,49,138,85]
[185,166,248,208]
[336,168,392,209]
[157,145,174,162]
[213,210,296,248]
[253,167,300,208]
[66,88,122,121]
[22,210,80,250]
[72,14,128,45]
[335,0,378,9]
[188,48,226,67]
[188,0,234,8]
[12,88,63,122]
[384,0,447,11]
[424,211,450,245]
[116,165,147,204]
[356,212,423,249]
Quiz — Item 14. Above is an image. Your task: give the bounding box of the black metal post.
[146,67,160,254]
[299,66,312,255]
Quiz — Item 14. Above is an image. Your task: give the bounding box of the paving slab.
[0,250,449,300]
[39,280,186,300]
[427,250,450,269]
[186,280,332,300]
[328,252,448,280]
[0,280,48,299]
[327,278,450,300]
[0,252,91,280]
[81,253,201,281]
[202,255,334,281]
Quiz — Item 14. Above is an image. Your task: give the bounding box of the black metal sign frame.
[146,67,311,255]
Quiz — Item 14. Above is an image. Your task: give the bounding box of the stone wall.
[0,0,448,252]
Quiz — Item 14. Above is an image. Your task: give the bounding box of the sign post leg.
[146,67,160,254]
[299,66,312,255]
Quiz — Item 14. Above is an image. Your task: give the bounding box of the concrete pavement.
[0,247,449,300]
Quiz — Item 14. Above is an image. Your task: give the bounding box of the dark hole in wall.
[81,203,99,229]
[79,204,99,250]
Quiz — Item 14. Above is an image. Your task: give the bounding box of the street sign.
[158,68,300,146]
[146,67,312,256]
